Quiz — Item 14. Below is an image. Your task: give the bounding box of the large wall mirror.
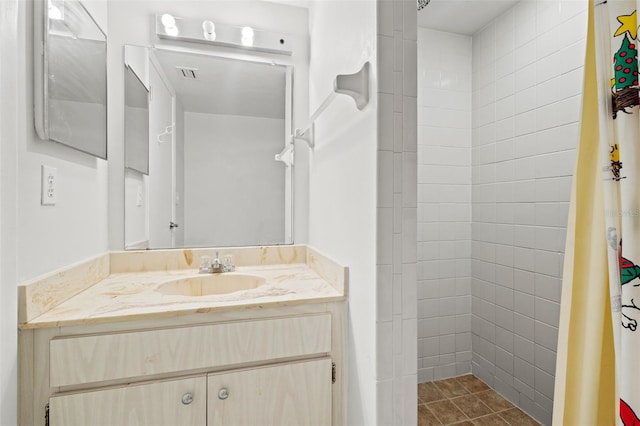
[124,46,293,250]
[34,0,107,158]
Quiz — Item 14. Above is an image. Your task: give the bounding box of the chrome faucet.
[199,252,235,273]
[211,253,225,273]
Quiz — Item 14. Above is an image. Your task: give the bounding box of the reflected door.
[148,63,175,248]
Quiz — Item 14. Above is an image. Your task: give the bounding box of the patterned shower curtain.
[552,0,638,424]
[553,0,616,423]
[594,0,640,426]
[595,0,640,424]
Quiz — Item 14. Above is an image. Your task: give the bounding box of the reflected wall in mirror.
[34,0,107,159]
[124,46,293,250]
[124,65,150,175]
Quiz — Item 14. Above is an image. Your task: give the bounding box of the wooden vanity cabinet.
[48,359,332,426]
[20,305,344,426]
[208,359,332,426]
[49,376,207,426]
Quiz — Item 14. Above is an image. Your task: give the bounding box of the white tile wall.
[377,1,417,425]
[470,0,587,424]
[416,0,586,424]
[417,28,473,383]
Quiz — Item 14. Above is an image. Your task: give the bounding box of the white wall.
[183,113,285,247]
[175,100,185,247]
[124,105,148,174]
[307,2,377,424]
[146,62,174,248]
[0,1,19,424]
[0,1,109,423]
[417,28,473,382]
[124,169,148,248]
[108,1,309,251]
[470,0,587,424]
[124,104,149,248]
[18,0,109,282]
[308,1,417,425]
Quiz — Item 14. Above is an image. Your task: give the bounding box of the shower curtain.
[554,0,640,424]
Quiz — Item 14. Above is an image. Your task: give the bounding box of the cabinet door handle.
[218,388,229,400]
[181,392,194,405]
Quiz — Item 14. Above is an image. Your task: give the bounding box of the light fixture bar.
[156,15,292,56]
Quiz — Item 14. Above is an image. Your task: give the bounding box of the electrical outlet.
[41,165,57,206]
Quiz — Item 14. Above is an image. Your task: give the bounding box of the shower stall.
[416,0,588,424]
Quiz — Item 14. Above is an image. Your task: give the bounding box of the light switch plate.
[136,185,143,207]
[41,165,57,206]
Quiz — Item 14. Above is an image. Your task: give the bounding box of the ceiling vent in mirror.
[176,67,198,79]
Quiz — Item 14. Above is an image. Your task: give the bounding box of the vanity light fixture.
[156,15,292,56]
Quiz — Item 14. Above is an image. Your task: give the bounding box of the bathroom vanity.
[18,245,347,426]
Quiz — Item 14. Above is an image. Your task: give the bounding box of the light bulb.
[48,4,62,20]
[202,20,216,41]
[161,14,178,36]
[241,26,254,47]
[202,20,215,34]
[241,26,254,38]
[161,14,176,28]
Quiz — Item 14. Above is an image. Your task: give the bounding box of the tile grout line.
[449,395,493,422]
[418,375,541,426]
[422,403,444,426]
[421,398,534,426]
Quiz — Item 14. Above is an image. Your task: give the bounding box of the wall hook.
[291,125,314,149]
[157,124,174,144]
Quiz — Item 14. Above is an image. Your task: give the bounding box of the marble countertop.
[19,246,347,329]
[23,263,343,329]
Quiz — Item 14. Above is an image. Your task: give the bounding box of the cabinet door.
[208,359,332,426]
[49,376,206,426]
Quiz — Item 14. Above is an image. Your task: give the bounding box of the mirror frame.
[33,0,108,159]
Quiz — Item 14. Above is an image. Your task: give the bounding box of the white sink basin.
[157,273,266,296]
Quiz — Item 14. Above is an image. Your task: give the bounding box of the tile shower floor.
[418,375,540,426]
